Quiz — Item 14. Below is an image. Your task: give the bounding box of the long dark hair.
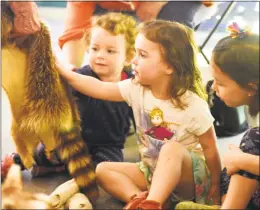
[138,20,207,109]
[212,34,259,116]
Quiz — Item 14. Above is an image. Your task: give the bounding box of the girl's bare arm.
[223,144,260,176]
[55,58,124,102]
[199,126,222,204]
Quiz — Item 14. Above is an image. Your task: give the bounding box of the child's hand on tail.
[54,55,76,74]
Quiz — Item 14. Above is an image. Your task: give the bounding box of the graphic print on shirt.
[145,107,175,141]
[137,107,178,171]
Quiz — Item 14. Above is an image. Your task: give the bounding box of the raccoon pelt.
[2,164,92,209]
[2,164,52,210]
[1,2,98,204]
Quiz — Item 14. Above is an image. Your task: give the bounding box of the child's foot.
[137,200,162,209]
[123,191,149,209]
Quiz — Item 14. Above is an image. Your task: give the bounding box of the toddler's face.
[88,27,127,81]
[210,59,252,107]
[131,33,173,86]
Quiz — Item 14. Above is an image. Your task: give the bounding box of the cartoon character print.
[145,107,175,141]
[137,107,177,171]
[137,126,158,171]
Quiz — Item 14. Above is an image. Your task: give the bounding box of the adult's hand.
[9,1,41,37]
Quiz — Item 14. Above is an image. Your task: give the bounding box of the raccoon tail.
[18,22,67,133]
[56,126,99,205]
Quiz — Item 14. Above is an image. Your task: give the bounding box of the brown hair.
[90,12,138,64]
[213,34,259,116]
[138,20,207,109]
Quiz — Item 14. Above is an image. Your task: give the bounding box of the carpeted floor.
[21,134,140,209]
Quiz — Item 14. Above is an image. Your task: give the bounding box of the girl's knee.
[161,141,184,154]
[95,161,110,178]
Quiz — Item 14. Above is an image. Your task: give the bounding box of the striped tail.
[56,127,99,205]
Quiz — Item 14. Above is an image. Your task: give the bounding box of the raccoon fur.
[1,2,99,204]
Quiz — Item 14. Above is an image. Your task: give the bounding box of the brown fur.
[2,164,52,209]
[1,2,98,203]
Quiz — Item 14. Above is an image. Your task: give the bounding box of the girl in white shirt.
[56,20,221,209]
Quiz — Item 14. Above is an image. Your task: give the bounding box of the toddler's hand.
[54,56,75,74]
[223,144,243,175]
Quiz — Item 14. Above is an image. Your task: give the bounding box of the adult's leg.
[147,141,195,205]
[62,39,87,68]
[96,162,148,202]
[158,1,211,28]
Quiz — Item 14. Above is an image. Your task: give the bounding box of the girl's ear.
[248,82,258,96]
[165,66,174,75]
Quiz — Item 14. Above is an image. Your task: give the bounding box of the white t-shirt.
[119,79,214,171]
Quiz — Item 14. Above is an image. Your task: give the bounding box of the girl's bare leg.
[221,174,258,209]
[147,141,195,205]
[96,162,148,202]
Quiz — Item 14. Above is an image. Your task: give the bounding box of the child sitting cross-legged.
[56,20,222,209]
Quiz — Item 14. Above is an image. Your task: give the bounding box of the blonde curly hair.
[89,12,138,63]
